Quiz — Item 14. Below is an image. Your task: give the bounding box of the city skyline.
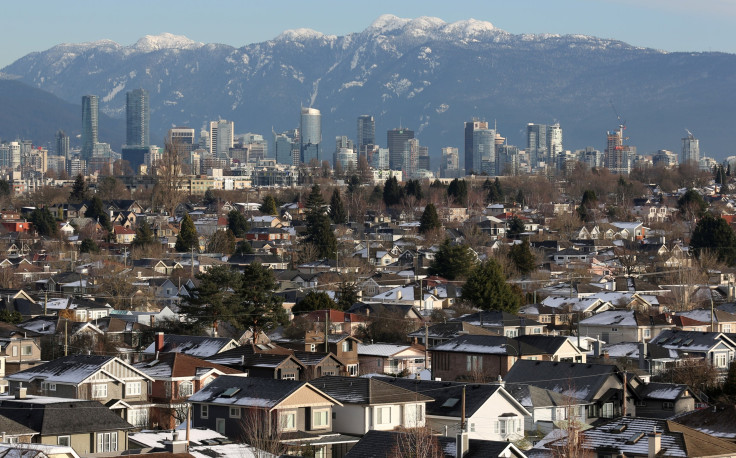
[1,1,735,69]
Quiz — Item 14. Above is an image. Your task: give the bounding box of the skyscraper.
[682,130,700,165]
[126,89,150,147]
[300,107,322,164]
[465,119,488,174]
[209,120,234,159]
[605,125,634,174]
[527,123,547,167]
[81,95,98,160]
[441,147,460,178]
[387,128,414,171]
[357,115,375,154]
[472,127,495,174]
[547,123,563,167]
[55,130,70,160]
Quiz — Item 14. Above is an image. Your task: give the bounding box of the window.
[724,324,732,333]
[11,346,17,357]
[21,345,32,356]
[128,408,149,427]
[229,407,241,418]
[611,328,618,332]
[376,406,392,425]
[663,401,674,410]
[643,329,651,339]
[635,400,647,407]
[347,364,358,376]
[714,353,728,368]
[179,381,194,397]
[201,404,209,419]
[126,382,142,396]
[42,382,56,391]
[281,373,296,380]
[92,383,107,399]
[313,409,329,428]
[416,404,424,423]
[97,432,118,453]
[470,422,475,432]
[280,411,296,431]
[58,436,70,447]
[310,344,316,352]
[602,402,614,418]
[342,341,351,352]
[216,418,225,435]
[466,355,482,372]
[322,370,335,376]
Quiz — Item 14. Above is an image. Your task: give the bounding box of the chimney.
[155,332,165,355]
[15,387,26,399]
[603,351,609,360]
[494,374,505,387]
[648,430,661,458]
[593,340,601,358]
[455,431,470,458]
[163,431,188,454]
[638,342,648,371]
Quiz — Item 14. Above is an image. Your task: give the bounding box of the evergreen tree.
[507,216,526,238]
[429,239,478,280]
[404,179,423,201]
[305,185,337,259]
[690,213,736,266]
[724,361,736,396]
[677,189,708,218]
[207,229,236,254]
[238,262,288,332]
[259,195,278,215]
[347,175,361,195]
[0,310,22,324]
[30,207,58,237]
[85,196,111,232]
[447,179,468,205]
[577,189,598,222]
[203,188,218,207]
[69,175,88,203]
[419,203,441,234]
[179,265,243,334]
[132,220,155,247]
[494,178,503,199]
[515,189,525,206]
[508,240,536,276]
[337,282,359,310]
[0,180,10,198]
[292,291,338,313]
[175,213,199,252]
[328,189,347,224]
[227,210,249,238]
[79,238,99,254]
[383,176,403,207]
[462,259,523,313]
[369,185,383,204]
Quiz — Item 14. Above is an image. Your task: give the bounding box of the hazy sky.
[2,0,735,68]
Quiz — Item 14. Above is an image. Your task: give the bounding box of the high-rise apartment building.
[209,120,234,159]
[300,107,322,164]
[56,130,70,159]
[682,131,700,165]
[547,123,563,166]
[441,147,460,178]
[387,128,414,171]
[472,127,496,175]
[465,119,488,174]
[272,129,299,166]
[605,126,634,174]
[81,95,98,160]
[357,115,375,154]
[126,89,150,147]
[527,123,547,168]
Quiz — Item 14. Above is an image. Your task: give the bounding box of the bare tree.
[389,427,444,458]
[239,408,287,457]
[153,141,184,217]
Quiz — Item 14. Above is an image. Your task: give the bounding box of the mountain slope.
[2,16,735,160]
[0,79,123,149]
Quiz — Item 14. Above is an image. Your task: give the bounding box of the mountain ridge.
[1,16,734,162]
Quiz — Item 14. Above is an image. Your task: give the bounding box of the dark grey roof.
[407,321,494,339]
[452,311,541,328]
[0,414,37,436]
[373,376,505,418]
[651,329,736,352]
[637,382,689,401]
[188,375,330,408]
[142,334,234,357]
[514,335,572,355]
[345,430,526,458]
[206,344,301,370]
[0,396,134,435]
[311,376,433,405]
[504,360,621,403]
[505,383,584,409]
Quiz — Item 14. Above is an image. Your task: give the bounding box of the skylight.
[220,387,240,398]
[442,398,459,408]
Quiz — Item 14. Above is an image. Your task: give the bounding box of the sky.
[1,0,735,68]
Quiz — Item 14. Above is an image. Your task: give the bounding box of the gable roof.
[651,329,736,353]
[504,360,622,403]
[0,396,135,435]
[407,321,495,339]
[8,354,152,384]
[311,376,433,405]
[188,375,339,410]
[134,352,242,379]
[374,377,529,418]
[429,335,545,356]
[142,334,237,357]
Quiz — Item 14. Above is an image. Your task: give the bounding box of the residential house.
[0,414,37,444]
[188,375,354,457]
[0,393,135,455]
[452,311,545,337]
[311,375,433,435]
[504,360,640,423]
[0,322,43,377]
[301,332,360,377]
[357,343,426,376]
[578,310,674,344]
[345,430,528,458]
[376,377,531,442]
[633,382,699,419]
[206,343,307,380]
[408,322,496,347]
[7,355,152,426]
[650,329,736,371]
[538,416,736,458]
[303,310,367,336]
[610,221,647,241]
[133,351,242,429]
[430,335,547,382]
[514,335,586,363]
[113,225,136,244]
[292,351,346,380]
[540,296,614,318]
[673,404,736,442]
[141,334,238,358]
[227,253,288,270]
[366,285,443,314]
[678,308,736,333]
[504,383,591,436]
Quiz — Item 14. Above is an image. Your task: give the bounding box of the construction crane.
[609,100,627,130]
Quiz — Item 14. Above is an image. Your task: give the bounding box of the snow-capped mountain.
[2,15,735,158]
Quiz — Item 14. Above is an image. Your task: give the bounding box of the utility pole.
[460,385,466,432]
[191,246,195,278]
[424,321,429,370]
[64,321,68,356]
[325,310,330,353]
[622,371,627,418]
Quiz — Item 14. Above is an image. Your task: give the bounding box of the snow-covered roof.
[357,343,416,357]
